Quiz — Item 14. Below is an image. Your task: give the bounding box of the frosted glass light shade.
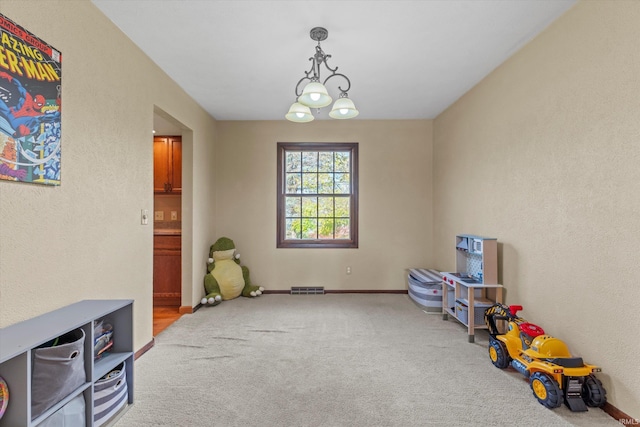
[329,97,359,119]
[298,82,332,108]
[285,102,314,123]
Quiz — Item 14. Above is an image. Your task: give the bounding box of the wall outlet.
[154,211,164,221]
[170,211,178,221]
[346,266,352,275]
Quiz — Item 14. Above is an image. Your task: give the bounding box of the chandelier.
[285,27,359,123]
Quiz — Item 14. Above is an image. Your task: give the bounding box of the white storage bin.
[38,395,86,427]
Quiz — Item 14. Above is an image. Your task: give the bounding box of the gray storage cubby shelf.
[0,300,134,426]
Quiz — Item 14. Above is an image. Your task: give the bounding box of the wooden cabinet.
[0,300,134,426]
[442,235,503,342]
[153,234,181,306]
[153,136,181,193]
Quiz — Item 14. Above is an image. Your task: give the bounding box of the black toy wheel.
[488,339,510,369]
[530,372,562,409]
[582,374,607,407]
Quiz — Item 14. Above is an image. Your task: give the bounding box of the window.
[277,142,358,248]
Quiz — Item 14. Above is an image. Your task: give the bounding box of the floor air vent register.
[290,287,325,295]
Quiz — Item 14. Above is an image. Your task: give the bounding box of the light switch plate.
[141,209,149,225]
[155,211,164,221]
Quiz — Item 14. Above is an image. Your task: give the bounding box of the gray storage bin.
[31,328,86,420]
[455,298,493,326]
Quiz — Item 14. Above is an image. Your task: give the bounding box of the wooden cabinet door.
[153,235,181,306]
[169,137,182,193]
[153,136,181,193]
[153,137,170,192]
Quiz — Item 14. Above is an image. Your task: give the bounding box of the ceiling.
[92,0,576,123]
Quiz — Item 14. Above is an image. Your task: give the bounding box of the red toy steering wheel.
[519,322,545,337]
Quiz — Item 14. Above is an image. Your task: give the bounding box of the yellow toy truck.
[484,304,606,411]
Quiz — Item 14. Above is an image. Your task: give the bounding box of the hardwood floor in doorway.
[153,306,182,336]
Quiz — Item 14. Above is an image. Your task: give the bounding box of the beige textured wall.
[0,0,217,352]
[433,1,639,417]
[214,120,433,292]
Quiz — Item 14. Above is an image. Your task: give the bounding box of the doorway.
[152,111,185,334]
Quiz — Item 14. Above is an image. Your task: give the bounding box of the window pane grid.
[278,143,357,248]
[284,149,350,241]
[284,195,350,240]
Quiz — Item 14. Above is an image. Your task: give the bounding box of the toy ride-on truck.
[484,304,606,411]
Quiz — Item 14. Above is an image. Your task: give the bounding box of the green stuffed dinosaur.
[201,237,264,306]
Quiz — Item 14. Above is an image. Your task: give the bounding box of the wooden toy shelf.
[441,272,503,342]
[442,235,503,342]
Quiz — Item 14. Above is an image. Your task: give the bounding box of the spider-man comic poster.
[0,13,61,186]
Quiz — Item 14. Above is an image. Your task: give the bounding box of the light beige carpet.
[119,294,619,426]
